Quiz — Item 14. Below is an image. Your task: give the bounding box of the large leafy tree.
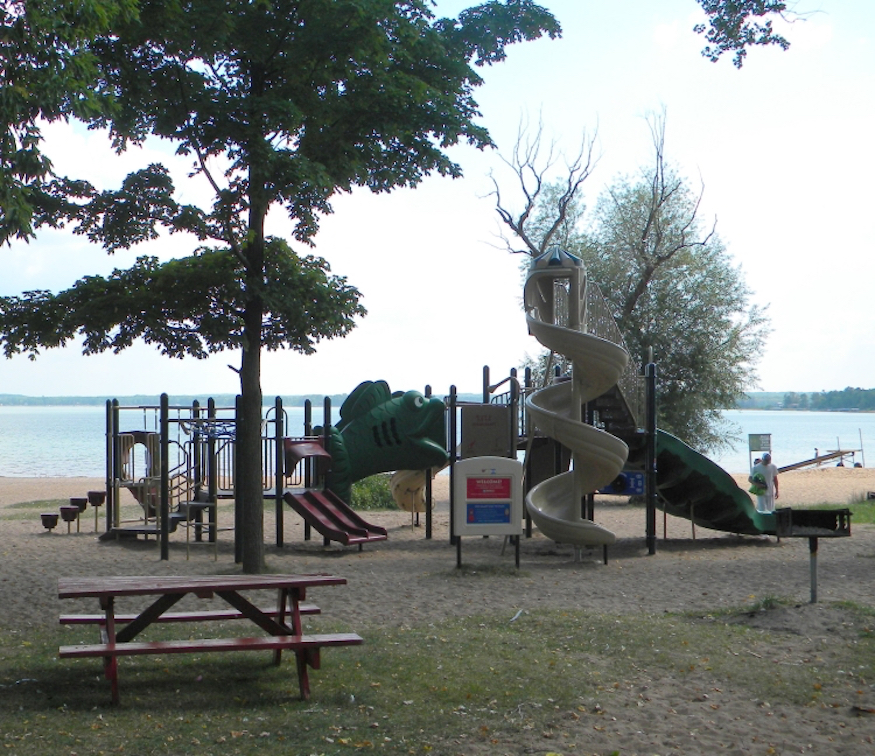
[582,182,769,451]
[0,0,560,572]
[496,115,769,452]
[694,0,791,68]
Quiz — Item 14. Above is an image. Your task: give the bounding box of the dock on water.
[779,448,863,473]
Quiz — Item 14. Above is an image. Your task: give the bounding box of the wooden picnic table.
[58,574,362,705]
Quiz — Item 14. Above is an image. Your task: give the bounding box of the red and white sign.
[466,477,512,500]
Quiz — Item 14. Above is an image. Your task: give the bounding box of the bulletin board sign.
[467,500,511,526]
[459,405,512,459]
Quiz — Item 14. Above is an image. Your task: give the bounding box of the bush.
[350,473,397,510]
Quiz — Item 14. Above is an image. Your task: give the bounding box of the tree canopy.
[0,0,560,571]
[0,0,794,566]
[495,116,769,452]
[693,0,791,68]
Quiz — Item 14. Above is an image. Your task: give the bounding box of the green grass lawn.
[2,601,873,756]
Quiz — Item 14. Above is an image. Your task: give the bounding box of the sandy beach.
[2,467,875,753]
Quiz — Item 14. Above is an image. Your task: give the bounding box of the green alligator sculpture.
[323,380,448,503]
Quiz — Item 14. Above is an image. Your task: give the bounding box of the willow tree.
[495,114,769,452]
[0,0,560,571]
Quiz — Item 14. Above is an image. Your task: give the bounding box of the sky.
[2,0,874,400]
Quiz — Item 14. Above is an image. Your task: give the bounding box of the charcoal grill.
[774,508,851,603]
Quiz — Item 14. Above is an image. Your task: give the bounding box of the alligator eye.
[414,396,424,408]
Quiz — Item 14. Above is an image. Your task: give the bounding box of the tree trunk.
[238,302,265,573]
[239,64,269,573]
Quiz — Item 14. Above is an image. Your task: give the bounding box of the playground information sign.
[748,434,772,453]
[467,500,510,525]
[454,456,523,537]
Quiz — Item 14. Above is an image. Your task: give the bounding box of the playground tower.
[523,247,630,546]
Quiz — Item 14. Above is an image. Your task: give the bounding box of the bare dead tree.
[490,117,598,257]
[614,108,717,321]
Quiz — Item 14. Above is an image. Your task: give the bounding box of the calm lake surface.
[0,404,327,478]
[0,405,872,477]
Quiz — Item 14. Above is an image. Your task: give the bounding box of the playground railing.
[584,281,643,429]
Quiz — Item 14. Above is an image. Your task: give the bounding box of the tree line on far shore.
[5,390,873,412]
[737,389,875,412]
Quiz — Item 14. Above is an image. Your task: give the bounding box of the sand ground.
[2,467,875,754]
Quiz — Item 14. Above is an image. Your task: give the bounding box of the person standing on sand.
[749,453,779,513]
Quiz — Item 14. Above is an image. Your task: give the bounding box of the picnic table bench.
[58,574,362,705]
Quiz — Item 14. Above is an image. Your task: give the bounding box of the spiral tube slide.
[523,251,630,547]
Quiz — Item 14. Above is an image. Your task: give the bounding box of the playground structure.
[102,396,280,559]
[88,242,858,562]
[100,384,447,559]
[322,380,449,504]
[512,245,786,551]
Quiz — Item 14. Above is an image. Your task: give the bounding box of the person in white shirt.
[749,453,779,513]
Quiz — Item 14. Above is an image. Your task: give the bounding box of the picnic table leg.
[274,587,304,666]
[105,655,120,706]
[274,588,289,665]
[100,596,120,705]
[295,650,314,700]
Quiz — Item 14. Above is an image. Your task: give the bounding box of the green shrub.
[350,473,396,510]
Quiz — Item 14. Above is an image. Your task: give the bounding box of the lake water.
[0,405,872,477]
[0,404,327,478]
[709,410,872,472]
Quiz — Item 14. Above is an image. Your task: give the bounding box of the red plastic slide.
[283,490,387,547]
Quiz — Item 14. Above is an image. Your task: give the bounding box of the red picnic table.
[58,574,362,705]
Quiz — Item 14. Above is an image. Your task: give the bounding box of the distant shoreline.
[3,398,873,413]
[0,391,486,407]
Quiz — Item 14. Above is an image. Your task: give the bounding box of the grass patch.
[807,495,875,525]
[703,594,793,617]
[3,602,873,755]
[0,500,71,522]
[3,499,67,512]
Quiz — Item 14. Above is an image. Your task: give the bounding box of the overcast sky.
[2,0,873,400]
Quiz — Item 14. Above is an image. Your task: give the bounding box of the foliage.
[694,0,791,68]
[580,165,769,451]
[782,391,809,409]
[0,240,362,359]
[0,0,140,243]
[0,0,560,571]
[350,473,397,511]
[496,116,769,452]
[808,387,875,412]
[735,391,785,410]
